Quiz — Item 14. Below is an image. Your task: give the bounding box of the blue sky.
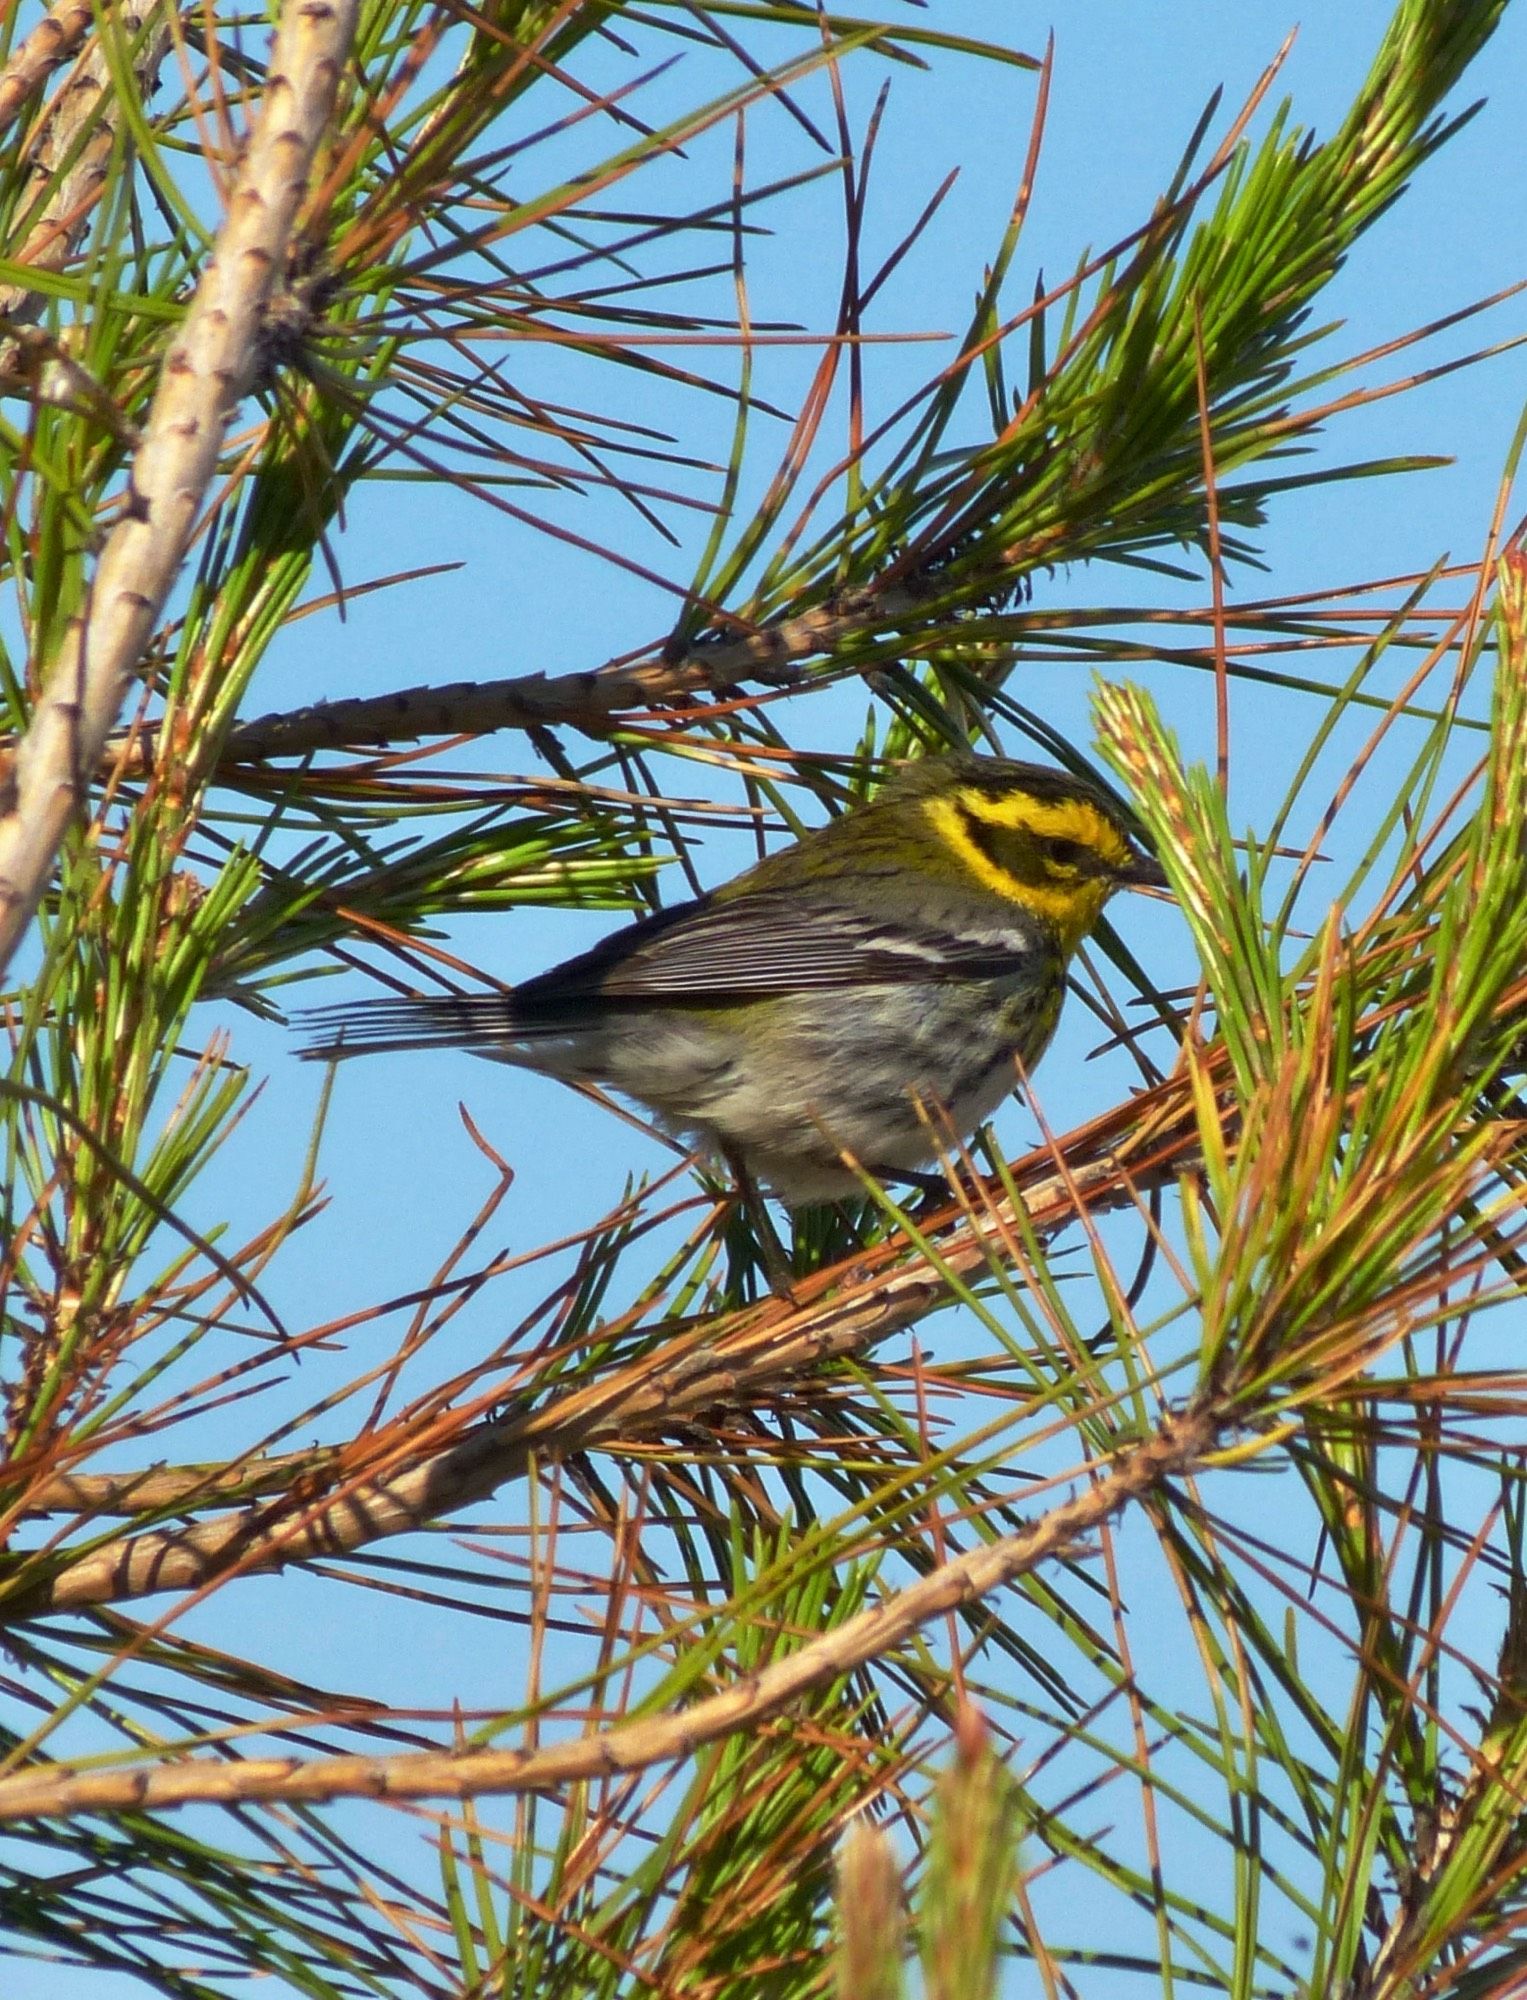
[12,3,1527,1993]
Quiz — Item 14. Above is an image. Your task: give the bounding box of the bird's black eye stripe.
[967,808,1111,880]
[958,809,1102,880]
[957,805,1013,878]
[1044,837,1087,869]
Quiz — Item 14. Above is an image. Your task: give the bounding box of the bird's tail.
[296,993,520,1061]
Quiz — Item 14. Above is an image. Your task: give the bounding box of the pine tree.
[2,3,1526,1994]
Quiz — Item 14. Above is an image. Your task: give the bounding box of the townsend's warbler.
[298,758,1165,1203]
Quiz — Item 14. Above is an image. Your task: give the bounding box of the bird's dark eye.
[1044,837,1086,870]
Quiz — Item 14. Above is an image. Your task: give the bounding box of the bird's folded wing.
[297,891,1038,1058]
[519,889,1035,1002]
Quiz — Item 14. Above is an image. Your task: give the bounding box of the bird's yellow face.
[924,783,1147,952]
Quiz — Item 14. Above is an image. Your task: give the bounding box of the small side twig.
[209,577,939,760]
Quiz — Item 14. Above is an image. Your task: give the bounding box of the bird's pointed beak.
[1119,848,1169,892]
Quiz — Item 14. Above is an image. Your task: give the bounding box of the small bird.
[298,758,1165,1204]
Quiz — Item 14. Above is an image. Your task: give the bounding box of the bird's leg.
[858,1164,956,1226]
[870,1165,950,1201]
[723,1149,801,1302]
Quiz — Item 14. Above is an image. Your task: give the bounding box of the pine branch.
[0,1402,1216,1823]
[8,1075,1200,1612]
[0,0,93,141]
[0,0,361,979]
[0,4,171,383]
